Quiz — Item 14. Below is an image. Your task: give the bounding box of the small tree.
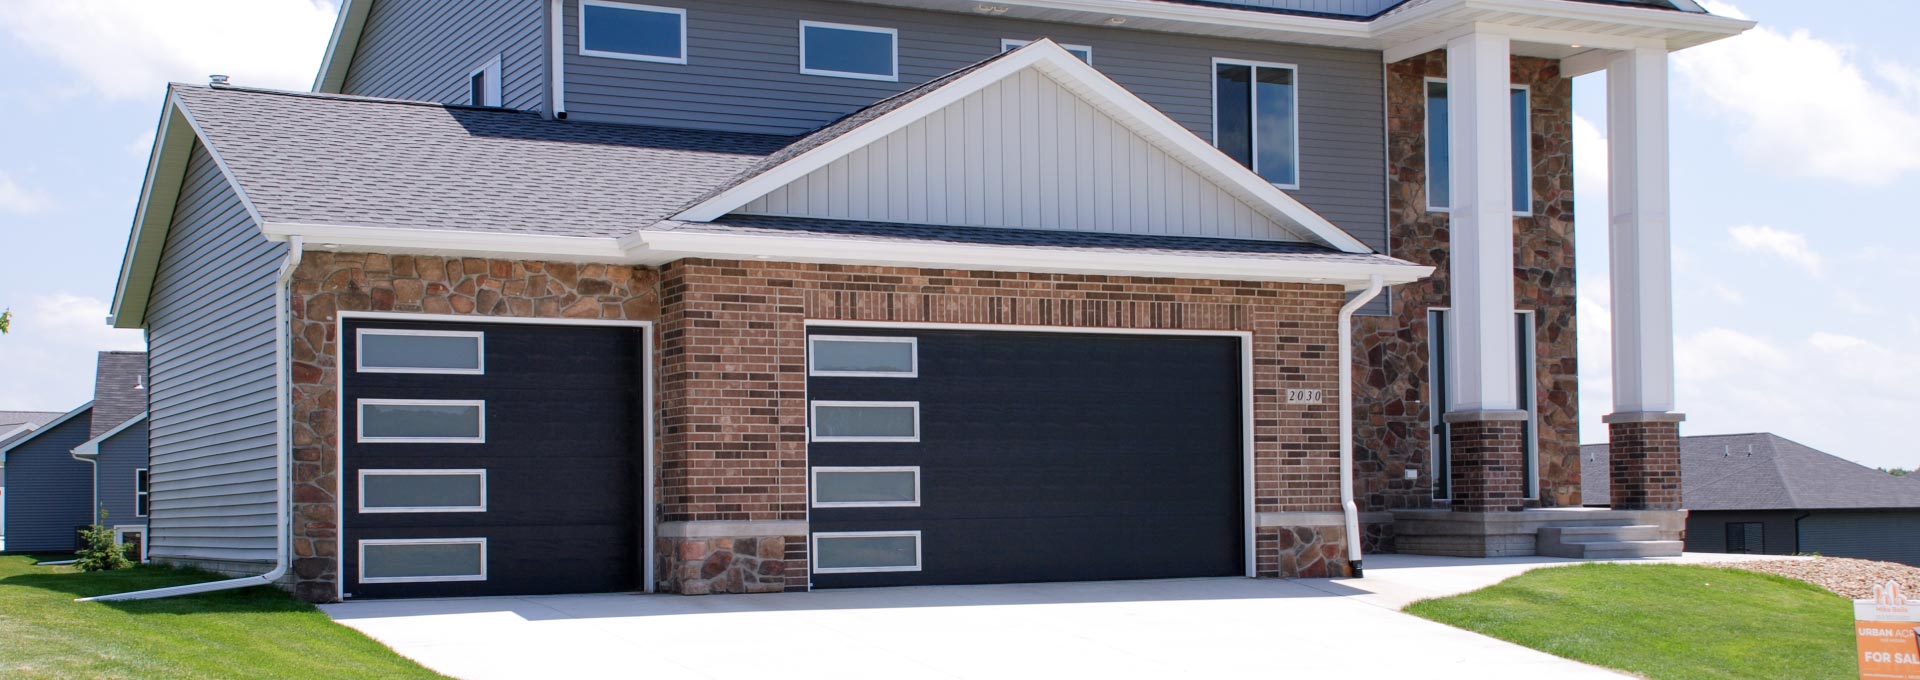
[75,509,133,572]
[0,308,10,334]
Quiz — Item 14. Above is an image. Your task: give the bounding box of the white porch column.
[1445,31,1519,413]
[1605,46,1677,416]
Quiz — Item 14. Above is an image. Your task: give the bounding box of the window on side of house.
[135,468,150,517]
[1001,38,1091,63]
[799,21,898,81]
[1213,59,1298,188]
[579,0,688,64]
[1427,309,1538,501]
[1726,522,1765,554]
[1424,81,1531,215]
[468,56,502,107]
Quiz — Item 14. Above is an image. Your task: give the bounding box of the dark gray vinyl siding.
[96,420,149,529]
[2,410,93,552]
[560,0,1388,252]
[144,143,286,567]
[1684,510,1801,556]
[1800,511,1920,566]
[342,0,547,110]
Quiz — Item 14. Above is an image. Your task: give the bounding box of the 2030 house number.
[1286,388,1324,405]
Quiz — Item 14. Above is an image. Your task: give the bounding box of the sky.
[0,0,1915,469]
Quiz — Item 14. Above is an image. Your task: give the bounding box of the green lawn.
[1406,563,1856,680]
[0,554,444,679]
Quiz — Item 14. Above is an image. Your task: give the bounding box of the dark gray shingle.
[90,352,147,439]
[1582,433,1920,510]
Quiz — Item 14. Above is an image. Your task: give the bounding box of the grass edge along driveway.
[1406,562,1856,680]
[0,554,445,679]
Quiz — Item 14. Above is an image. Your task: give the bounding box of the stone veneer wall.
[656,258,1353,592]
[286,252,661,602]
[1351,52,1580,529]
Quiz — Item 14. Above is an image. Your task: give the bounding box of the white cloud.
[0,174,52,214]
[1675,327,1788,382]
[0,0,339,100]
[1728,225,1823,276]
[1675,2,1920,185]
[1573,114,1608,191]
[0,294,146,411]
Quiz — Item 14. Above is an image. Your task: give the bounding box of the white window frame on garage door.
[357,537,489,584]
[358,469,489,513]
[807,335,919,377]
[802,320,1259,579]
[355,398,488,444]
[355,328,486,375]
[809,401,921,442]
[334,311,656,600]
[812,530,924,574]
[811,466,921,508]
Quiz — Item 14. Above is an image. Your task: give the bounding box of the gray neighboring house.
[1583,433,1920,565]
[0,352,152,557]
[0,410,66,547]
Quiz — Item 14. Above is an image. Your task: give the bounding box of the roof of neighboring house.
[170,85,795,240]
[0,402,92,459]
[0,411,65,451]
[1581,433,1920,511]
[1169,0,1697,20]
[90,352,147,439]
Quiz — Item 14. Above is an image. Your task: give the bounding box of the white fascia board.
[312,0,370,93]
[0,402,93,459]
[260,222,630,261]
[636,228,1431,289]
[70,412,148,460]
[675,40,1373,254]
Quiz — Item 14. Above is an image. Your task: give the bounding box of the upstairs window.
[468,56,501,107]
[1001,38,1091,64]
[1425,81,1532,215]
[800,21,897,82]
[580,1,687,64]
[1213,59,1298,188]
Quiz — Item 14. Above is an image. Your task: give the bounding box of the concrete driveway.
[322,553,1789,680]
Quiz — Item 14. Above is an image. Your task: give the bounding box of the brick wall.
[1446,419,1528,512]
[657,258,1353,589]
[1351,51,1581,522]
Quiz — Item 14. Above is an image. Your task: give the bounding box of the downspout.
[1338,274,1385,577]
[548,0,567,120]
[1792,511,1810,555]
[68,449,99,527]
[82,236,304,602]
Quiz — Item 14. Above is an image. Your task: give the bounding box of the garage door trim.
[333,311,656,601]
[801,319,1258,582]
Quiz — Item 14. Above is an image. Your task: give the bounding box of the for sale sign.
[1857,581,1920,680]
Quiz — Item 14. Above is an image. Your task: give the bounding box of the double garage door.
[340,319,1243,598]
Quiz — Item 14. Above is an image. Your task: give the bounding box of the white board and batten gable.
[678,40,1373,255]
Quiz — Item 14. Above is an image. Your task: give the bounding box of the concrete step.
[1537,525,1681,558]
[1546,524,1662,543]
[1570,540,1686,559]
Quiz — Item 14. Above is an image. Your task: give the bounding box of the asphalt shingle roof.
[90,352,147,439]
[171,86,794,239]
[1582,433,1920,511]
[648,215,1410,265]
[0,411,64,451]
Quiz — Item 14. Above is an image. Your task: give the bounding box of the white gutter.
[1337,274,1385,577]
[82,236,304,602]
[69,413,149,525]
[548,0,567,119]
[68,449,100,526]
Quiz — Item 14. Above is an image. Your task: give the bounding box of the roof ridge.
[176,83,522,114]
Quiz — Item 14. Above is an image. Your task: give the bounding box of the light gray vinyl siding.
[342,0,546,110]
[96,420,149,529]
[1,410,93,552]
[144,143,286,566]
[1800,511,1920,566]
[560,0,1387,252]
[742,68,1306,242]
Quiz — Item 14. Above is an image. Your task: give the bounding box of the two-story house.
[102,0,1749,602]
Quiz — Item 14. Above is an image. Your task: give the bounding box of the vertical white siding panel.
[734,70,1301,242]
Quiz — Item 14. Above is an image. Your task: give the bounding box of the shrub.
[75,510,132,572]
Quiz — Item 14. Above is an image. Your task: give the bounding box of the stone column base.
[1257,525,1352,578]
[1444,411,1529,512]
[658,535,807,595]
[1604,412,1685,511]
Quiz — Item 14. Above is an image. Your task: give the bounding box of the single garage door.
[341,319,646,599]
[806,327,1244,588]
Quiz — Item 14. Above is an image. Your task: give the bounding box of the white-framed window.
[356,399,486,444]
[812,531,922,573]
[358,538,488,584]
[1001,38,1091,63]
[799,20,898,82]
[811,466,920,508]
[1427,308,1539,501]
[808,335,918,377]
[1516,310,1539,500]
[1423,80,1532,215]
[134,468,150,517]
[1212,58,1299,188]
[356,328,485,375]
[468,55,502,107]
[114,526,147,563]
[809,401,920,442]
[579,0,688,64]
[358,469,488,513]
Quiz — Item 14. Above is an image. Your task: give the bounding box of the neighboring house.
[0,411,65,546]
[1583,434,1920,566]
[106,0,1750,601]
[0,353,151,558]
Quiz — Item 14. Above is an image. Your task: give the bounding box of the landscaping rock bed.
[1724,557,1920,600]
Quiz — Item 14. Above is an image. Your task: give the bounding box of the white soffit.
[677,41,1373,254]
